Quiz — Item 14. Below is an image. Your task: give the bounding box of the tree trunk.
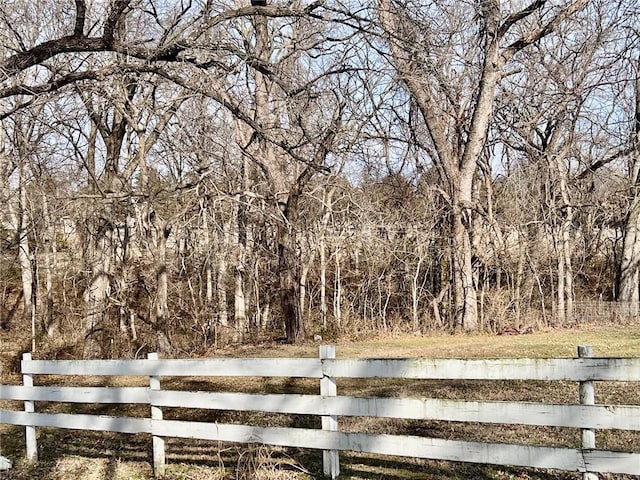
[617,60,640,314]
[333,248,342,328]
[452,187,479,331]
[234,159,248,340]
[556,234,567,325]
[83,218,113,358]
[452,212,478,331]
[515,246,525,326]
[202,200,213,307]
[618,194,640,311]
[562,213,574,322]
[277,199,305,342]
[411,257,423,331]
[216,220,230,332]
[300,264,309,318]
[319,186,335,330]
[41,192,56,337]
[234,268,246,340]
[11,171,35,345]
[154,220,172,354]
[320,234,328,329]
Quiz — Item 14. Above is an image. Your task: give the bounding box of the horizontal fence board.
[2,410,638,474]
[152,420,640,474]
[323,358,640,381]
[150,390,640,430]
[20,357,640,381]
[21,358,323,378]
[0,410,151,434]
[2,387,637,430]
[0,386,149,404]
[584,449,640,474]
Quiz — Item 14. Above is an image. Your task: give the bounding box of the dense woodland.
[0,0,639,357]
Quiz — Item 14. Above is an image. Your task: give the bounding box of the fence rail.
[18,356,640,380]
[1,347,639,478]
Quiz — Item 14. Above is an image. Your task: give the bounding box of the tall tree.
[239,5,348,342]
[617,56,640,311]
[379,0,590,330]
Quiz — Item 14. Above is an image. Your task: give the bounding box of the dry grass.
[1,323,639,479]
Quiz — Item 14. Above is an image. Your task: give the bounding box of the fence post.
[148,353,165,477]
[578,345,597,480]
[22,353,37,463]
[320,345,339,479]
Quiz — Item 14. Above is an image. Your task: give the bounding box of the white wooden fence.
[1,345,639,479]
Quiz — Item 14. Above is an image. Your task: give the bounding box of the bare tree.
[616,56,640,311]
[235,5,348,342]
[379,0,591,330]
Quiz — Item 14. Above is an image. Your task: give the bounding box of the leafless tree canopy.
[0,0,638,355]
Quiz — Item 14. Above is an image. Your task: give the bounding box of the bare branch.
[576,146,636,179]
[0,37,107,80]
[104,0,131,43]
[378,0,455,172]
[0,67,112,100]
[498,0,546,37]
[502,0,589,62]
[0,2,325,87]
[74,0,87,36]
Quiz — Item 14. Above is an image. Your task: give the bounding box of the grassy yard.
[1,324,639,480]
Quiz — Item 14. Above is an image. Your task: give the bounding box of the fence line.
[1,346,639,479]
[19,356,640,381]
